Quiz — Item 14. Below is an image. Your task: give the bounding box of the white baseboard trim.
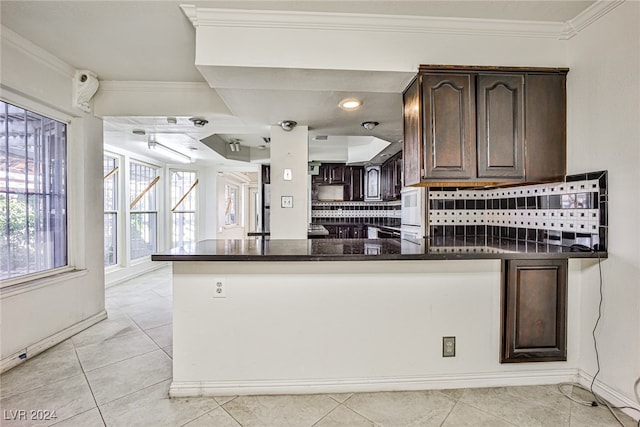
[105,261,169,288]
[1,310,107,374]
[578,370,640,421]
[170,369,580,398]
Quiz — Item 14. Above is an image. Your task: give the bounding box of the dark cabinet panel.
[402,66,567,186]
[525,73,567,182]
[380,152,403,200]
[422,73,476,180]
[403,78,422,186]
[501,259,567,363]
[330,164,346,183]
[365,165,382,201]
[352,226,365,239]
[346,166,364,201]
[477,74,525,179]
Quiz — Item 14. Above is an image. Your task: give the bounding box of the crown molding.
[99,81,212,92]
[180,4,198,27]
[182,0,624,40]
[1,25,75,78]
[560,0,625,39]
[184,7,564,39]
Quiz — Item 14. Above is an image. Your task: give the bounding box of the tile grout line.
[177,403,224,427]
[339,396,382,426]
[457,394,545,427]
[218,399,245,427]
[72,345,107,426]
[308,398,342,426]
[437,397,459,427]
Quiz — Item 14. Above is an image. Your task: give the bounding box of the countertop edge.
[151,251,607,262]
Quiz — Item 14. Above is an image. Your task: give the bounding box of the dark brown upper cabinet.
[402,66,567,186]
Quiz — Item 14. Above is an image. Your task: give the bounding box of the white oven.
[401,187,426,239]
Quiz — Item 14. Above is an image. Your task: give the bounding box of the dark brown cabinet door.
[365,165,381,201]
[501,259,567,363]
[402,78,422,186]
[330,164,346,183]
[525,73,567,182]
[346,166,364,201]
[422,74,476,180]
[476,74,525,179]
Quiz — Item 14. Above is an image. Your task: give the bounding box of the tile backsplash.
[428,171,608,250]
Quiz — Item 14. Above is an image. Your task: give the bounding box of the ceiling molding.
[560,0,625,40]
[182,1,624,41]
[1,25,75,78]
[99,81,212,93]
[183,7,564,39]
[179,4,198,27]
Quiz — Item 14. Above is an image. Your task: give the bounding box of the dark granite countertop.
[152,237,607,262]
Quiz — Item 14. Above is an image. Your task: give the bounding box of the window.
[170,170,197,248]
[103,155,119,266]
[224,184,238,226]
[0,101,67,280]
[129,161,158,260]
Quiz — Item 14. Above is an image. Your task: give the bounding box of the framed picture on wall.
[224,184,238,225]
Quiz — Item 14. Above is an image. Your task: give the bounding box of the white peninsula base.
[169,259,583,397]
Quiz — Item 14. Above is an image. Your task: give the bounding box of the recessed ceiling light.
[361,121,379,131]
[339,98,362,111]
[189,117,209,127]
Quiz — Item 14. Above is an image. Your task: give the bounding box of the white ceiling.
[1,1,596,166]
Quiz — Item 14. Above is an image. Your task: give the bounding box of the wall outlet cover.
[443,336,456,357]
[281,196,293,208]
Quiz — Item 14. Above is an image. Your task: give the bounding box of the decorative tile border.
[429,171,608,250]
[311,200,402,227]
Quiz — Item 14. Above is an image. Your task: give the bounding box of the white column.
[269,125,309,239]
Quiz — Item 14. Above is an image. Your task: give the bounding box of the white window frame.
[169,169,198,248]
[0,98,74,289]
[128,159,160,263]
[103,152,122,269]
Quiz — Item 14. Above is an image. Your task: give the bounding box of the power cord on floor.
[559,251,640,427]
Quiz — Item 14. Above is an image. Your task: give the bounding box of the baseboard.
[578,369,640,421]
[1,310,107,373]
[170,368,580,398]
[105,261,168,288]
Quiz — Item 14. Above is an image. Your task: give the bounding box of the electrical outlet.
[281,196,293,208]
[213,278,226,298]
[443,336,456,357]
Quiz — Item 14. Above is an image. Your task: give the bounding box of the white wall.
[269,125,309,239]
[171,260,583,396]
[566,1,640,409]
[0,28,106,369]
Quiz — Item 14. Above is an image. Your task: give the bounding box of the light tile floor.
[1,266,637,427]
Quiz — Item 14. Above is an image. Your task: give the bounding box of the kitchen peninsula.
[154,230,605,399]
[154,170,608,397]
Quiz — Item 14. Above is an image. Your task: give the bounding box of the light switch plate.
[281,196,293,208]
[283,168,292,181]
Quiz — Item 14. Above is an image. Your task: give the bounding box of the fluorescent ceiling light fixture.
[229,139,241,152]
[339,98,362,111]
[148,138,192,163]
